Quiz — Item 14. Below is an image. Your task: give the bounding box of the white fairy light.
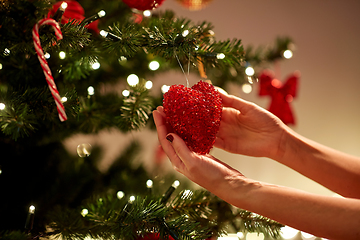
[98,10,106,18]
[59,51,66,59]
[100,30,108,38]
[182,29,189,37]
[4,48,10,56]
[145,80,153,89]
[122,89,130,97]
[143,10,151,17]
[87,86,95,95]
[161,85,170,93]
[61,97,67,103]
[127,74,139,86]
[29,205,35,214]
[242,83,252,94]
[146,179,153,188]
[129,195,136,203]
[91,61,100,70]
[81,208,89,217]
[283,49,293,59]
[0,103,5,110]
[245,66,255,76]
[117,191,125,199]
[44,52,51,59]
[172,180,180,188]
[148,60,160,71]
[216,53,225,59]
[60,2,68,10]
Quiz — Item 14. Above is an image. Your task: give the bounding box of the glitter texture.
[163,81,222,154]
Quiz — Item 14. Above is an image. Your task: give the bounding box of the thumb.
[220,92,254,114]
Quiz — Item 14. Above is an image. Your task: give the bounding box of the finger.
[153,110,185,171]
[219,92,255,114]
[166,133,196,171]
[156,106,165,117]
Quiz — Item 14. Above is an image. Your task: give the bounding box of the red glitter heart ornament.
[163,81,222,154]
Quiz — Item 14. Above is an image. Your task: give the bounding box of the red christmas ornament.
[259,70,300,125]
[48,0,100,33]
[122,0,165,11]
[163,81,222,154]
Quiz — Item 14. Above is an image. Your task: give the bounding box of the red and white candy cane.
[32,18,67,122]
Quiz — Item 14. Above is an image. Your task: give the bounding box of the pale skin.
[153,92,360,240]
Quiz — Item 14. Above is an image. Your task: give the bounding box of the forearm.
[224,177,360,240]
[274,127,360,198]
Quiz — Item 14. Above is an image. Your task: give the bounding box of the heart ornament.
[163,81,222,154]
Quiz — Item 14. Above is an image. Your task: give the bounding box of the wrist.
[219,174,262,209]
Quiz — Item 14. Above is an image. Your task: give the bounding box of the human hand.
[214,93,287,160]
[153,106,247,198]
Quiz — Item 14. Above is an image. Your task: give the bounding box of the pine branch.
[117,80,153,131]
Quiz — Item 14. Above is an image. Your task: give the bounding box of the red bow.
[48,0,99,33]
[259,70,300,125]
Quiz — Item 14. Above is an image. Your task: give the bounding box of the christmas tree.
[0,0,293,239]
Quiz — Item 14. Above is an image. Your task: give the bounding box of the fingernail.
[166,134,174,143]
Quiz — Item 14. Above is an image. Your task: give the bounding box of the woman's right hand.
[214,93,288,160]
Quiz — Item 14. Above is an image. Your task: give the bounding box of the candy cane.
[32,18,67,122]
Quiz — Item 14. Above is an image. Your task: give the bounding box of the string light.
[83,10,106,25]
[129,195,135,203]
[59,51,66,59]
[283,49,293,59]
[242,83,252,94]
[81,208,89,217]
[148,60,160,71]
[161,180,180,203]
[143,10,151,17]
[4,48,10,56]
[100,30,122,41]
[216,53,225,59]
[146,179,153,188]
[87,86,95,96]
[182,29,189,37]
[146,179,153,194]
[122,89,130,97]
[245,66,255,76]
[25,205,35,231]
[117,191,125,199]
[61,97,67,103]
[52,2,68,22]
[145,80,153,89]
[127,74,139,86]
[91,61,100,70]
[44,52,50,59]
[0,103,5,110]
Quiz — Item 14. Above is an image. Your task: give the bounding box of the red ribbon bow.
[259,70,300,125]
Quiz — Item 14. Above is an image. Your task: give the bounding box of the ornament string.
[174,49,190,88]
[32,18,67,122]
